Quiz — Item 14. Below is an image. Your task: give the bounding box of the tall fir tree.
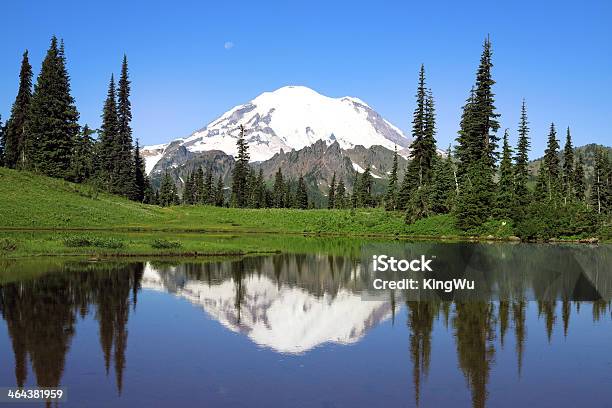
[335,178,346,209]
[215,175,225,206]
[231,125,250,207]
[591,147,609,214]
[573,153,585,201]
[24,37,80,179]
[204,166,214,204]
[70,124,95,182]
[3,51,33,169]
[295,175,309,209]
[384,146,399,210]
[116,55,135,198]
[495,130,514,218]
[514,100,531,212]
[357,165,373,207]
[193,167,205,203]
[454,37,500,230]
[535,123,560,201]
[562,127,574,204]
[98,75,120,191]
[158,172,176,207]
[327,173,336,209]
[132,139,146,202]
[273,168,285,208]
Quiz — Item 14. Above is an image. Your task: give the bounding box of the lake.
[0,240,611,407]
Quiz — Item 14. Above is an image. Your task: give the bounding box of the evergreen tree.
[183,172,194,204]
[495,130,514,218]
[132,139,146,202]
[562,127,574,203]
[328,173,336,209]
[159,172,176,207]
[204,167,214,204]
[574,153,586,201]
[514,100,531,212]
[384,146,399,210]
[296,175,309,209]
[98,75,120,192]
[70,124,95,182]
[454,37,500,229]
[194,167,205,204]
[535,123,560,201]
[357,166,373,207]
[591,147,609,214]
[231,125,250,207]
[143,176,155,204]
[116,55,135,197]
[24,37,80,179]
[335,178,346,209]
[215,176,225,206]
[273,168,285,208]
[3,51,33,169]
[430,148,456,214]
[255,168,266,208]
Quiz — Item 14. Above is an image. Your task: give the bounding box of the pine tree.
[231,125,250,207]
[3,50,32,169]
[143,176,155,204]
[215,176,225,206]
[574,153,585,201]
[183,172,194,204]
[430,148,456,214]
[255,168,266,208]
[535,123,560,201]
[159,172,175,207]
[273,168,285,208]
[514,100,531,212]
[132,139,146,202]
[70,124,95,182]
[562,127,574,203]
[204,167,214,204]
[116,55,135,197]
[194,167,205,203]
[296,175,309,209]
[328,173,336,209]
[356,166,373,207]
[24,37,79,178]
[384,146,399,210]
[495,130,514,218]
[454,37,500,230]
[335,178,346,209]
[591,147,608,214]
[98,75,120,192]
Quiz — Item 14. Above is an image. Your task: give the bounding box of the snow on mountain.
[143,86,410,174]
[141,262,393,354]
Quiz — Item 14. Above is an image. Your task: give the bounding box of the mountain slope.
[143,85,410,174]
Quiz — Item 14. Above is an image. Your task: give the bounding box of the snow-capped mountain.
[141,261,394,354]
[143,85,410,174]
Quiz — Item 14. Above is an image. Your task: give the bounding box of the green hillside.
[0,167,461,236]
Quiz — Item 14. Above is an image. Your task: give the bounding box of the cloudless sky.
[1,0,610,157]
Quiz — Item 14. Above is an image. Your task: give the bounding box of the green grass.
[0,167,515,257]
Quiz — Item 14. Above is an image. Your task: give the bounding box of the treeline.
[0,37,154,203]
[379,38,611,239]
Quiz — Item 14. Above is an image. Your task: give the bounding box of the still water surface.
[0,241,611,407]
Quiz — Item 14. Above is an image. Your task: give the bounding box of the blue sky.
[1,0,610,158]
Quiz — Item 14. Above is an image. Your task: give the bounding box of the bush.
[0,238,18,252]
[150,238,182,249]
[63,235,125,249]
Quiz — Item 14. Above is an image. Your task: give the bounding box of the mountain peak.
[144,85,410,174]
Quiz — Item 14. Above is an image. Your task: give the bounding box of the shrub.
[150,238,182,249]
[0,238,18,252]
[63,235,125,249]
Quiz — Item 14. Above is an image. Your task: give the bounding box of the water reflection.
[0,246,610,407]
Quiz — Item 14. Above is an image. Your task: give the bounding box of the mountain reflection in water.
[0,244,611,408]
